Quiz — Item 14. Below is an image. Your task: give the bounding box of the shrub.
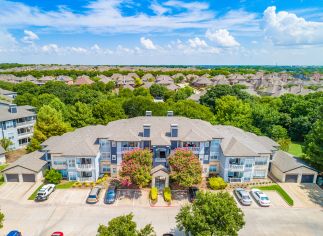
[85,182,91,187]
[163,187,172,202]
[208,177,227,190]
[150,187,158,202]
[73,182,81,188]
[44,169,62,184]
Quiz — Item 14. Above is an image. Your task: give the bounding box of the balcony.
[76,164,93,170]
[229,177,243,183]
[52,163,67,170]
[183,147,201,153]
[154,158,167,162]
[254,164,268,169]
[228,164,245,171]
[16,120,35,127]
[18,131,33,137]
[78,177,94,182]
[121,147,137,153]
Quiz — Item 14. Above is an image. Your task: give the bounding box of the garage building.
[270,151,318,183]
[1,151,47,182]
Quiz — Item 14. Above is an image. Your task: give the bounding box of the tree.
[304,119,323,171]
[149,84,168,98]
[44,169,62,184]
[0,210,4,229]
[123,96,155,117]
[278,138,291,152]
[14,93,36,106]
[176,191,245,236]
[14,81,39,95]
[0,138,13,151]
[168,148,202,188]
[98,213,155,236]
[48,97,68,121]
[28,105,72,151]
[120,149,153,187]
[289,116,312,142]
[269,125,288,141]
[214,95,253,130]
[67,102,94,128]
[93,100,126,125]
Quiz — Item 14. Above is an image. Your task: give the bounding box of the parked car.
[7,231,22,236]
[251,188,271,207]
[104,186,117,204]
[188,187,199,203]
[86,186,102,204]
[234,188,252,206]
[51,232,64,236]
[35,184,55,201]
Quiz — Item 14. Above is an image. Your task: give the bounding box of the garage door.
[301,174,314,183]
[22,174,35,182]
[6,174,19,182]
[285,174,298,183]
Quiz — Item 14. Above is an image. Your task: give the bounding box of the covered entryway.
[22,174,36,182]
[301,174,314,183]
[151,165,169,190]
[285,174,298,183]
[6,174,19,182]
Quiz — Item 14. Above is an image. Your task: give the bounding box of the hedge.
[163,187,172,202]
[150,187,158,201]
[208,177,227,190]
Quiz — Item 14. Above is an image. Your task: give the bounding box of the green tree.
[289,116,312,142]
[13,93,35,106]
[123,96,155,117]
[168,149,202,188]
[48,97,68,120]
[278,138,291,152]
[304,119,323,171]
[93,100,126,125]
[269,125,288,141]
[67,102,94,128]
[44,169,62,184]
[0,210,4,229]
[28,105,72,151]
[214,95,253,130]
[120,149,153,187]
[31,93,58,110]
[176,191,245,236]
[149,84,168,98]
[14,81,39,95]
[98,213,155,236]
[0,138,13,151]
[133,87,151,97]
[172,87,193,101]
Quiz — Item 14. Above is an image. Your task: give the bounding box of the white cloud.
[263,6,323,45]
[140,37,157,49]
[206,29,240,47]
[0,29,17,51]
[22,30,39,43]
[150,1,169,15]
[41,44,59,53]
[188,37,208,48]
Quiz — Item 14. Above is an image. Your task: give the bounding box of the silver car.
[234,188,252,206]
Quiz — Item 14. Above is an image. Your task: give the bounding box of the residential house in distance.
[74,75,94,85]
[41,112,280,187]
[0,104,37,150]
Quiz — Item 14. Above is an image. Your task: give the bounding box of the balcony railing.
[52,163,67,169]
[183,147,201,153]
[78,177,94,182]
[228,164,245,171]
[18,131,33,137]
[229,177,243,183]
[254,164,268,169]
[154,158,167,162]
[76,164,93,170]
[16,120,35,127]
[121,147,137,153]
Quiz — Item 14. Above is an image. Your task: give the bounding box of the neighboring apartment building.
[41,112,279,183]
[0,104,37,150]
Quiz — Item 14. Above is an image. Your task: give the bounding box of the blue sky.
[0,0,323,65]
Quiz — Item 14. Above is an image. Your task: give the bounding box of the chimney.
[171,124,178,137]
[9,104,17,113]
[145,111,152,117]
[143,124,151,137]
[167,111,174,117]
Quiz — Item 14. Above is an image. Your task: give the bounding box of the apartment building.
[0,104,37,150]
[41,112,279,183]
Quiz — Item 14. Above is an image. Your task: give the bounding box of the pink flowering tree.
[120,148,153,188]
[168,148,202,188]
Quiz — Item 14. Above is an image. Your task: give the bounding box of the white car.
[35,184,56,201]
[250,188,271,207]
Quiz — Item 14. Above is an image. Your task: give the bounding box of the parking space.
[0,182,39,202]
[171,190,189,206]
[279,183,323,208]
[43,189,90,205]
[114,189,149,207]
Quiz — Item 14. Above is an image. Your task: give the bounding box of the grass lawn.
[56,181,75,189]
[255,184,294,206]
[28,184,44,200]
[287,142,304,157]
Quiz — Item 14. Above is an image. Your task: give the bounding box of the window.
[101,152,110,159]
[53,160,67,165]
[204,142,209,147]
[81,171,92,177]
[209,165,217,172]
[6,121,14,128]
[102,165,110,172]
[255,157,267,166]
[18,137,30,145]
[111,141,116,147]
[68,159,76,168]
[253,170,266,178]
[210,155,218,160]
[204,155,209,161]
[112,168,117,174]
[112,155,116,160]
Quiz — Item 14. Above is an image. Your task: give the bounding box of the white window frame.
[111,155,116,161]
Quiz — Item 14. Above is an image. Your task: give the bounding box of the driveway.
[279,183,323,208]
[0,182,40,202]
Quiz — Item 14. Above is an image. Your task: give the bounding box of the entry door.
[155,177,166,190]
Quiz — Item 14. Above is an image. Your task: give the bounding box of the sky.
[0,0,323,65]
